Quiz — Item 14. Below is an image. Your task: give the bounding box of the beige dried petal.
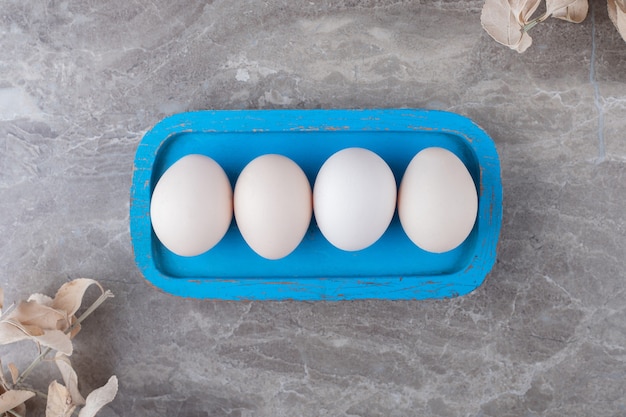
[68,315,82,339]
[545,0,577,12]
[14,400,27,417]
[0,321,31,346]
[510,0,543,24]
[12,300,69,331]
[52,279,104,317]
[608,0,626,42]
[616,2,626,39]
[8,363,19,385]
[0,319,45,346]
[481,0,535,52]
[55,353,86,406]
[617,0,626,9]
[548,0,588,23]
[1,320,73,354]
[46,381,76,417]
[34,330,73,356]
[0,360,8,388]
[0,385,28,417]
[515,31,534,52]
[609,0,617,22]
[28,293,54,306]
[77,376,118,417]
[0,389,35,414]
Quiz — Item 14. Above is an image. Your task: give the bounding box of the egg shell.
[313,147,397,251]
[234,154,312,260]
[398,147,478,253]
[150,154,232,257]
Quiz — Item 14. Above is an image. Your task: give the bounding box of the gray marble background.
[1,0,625,416]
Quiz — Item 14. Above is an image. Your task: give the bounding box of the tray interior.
[148,129,481,279]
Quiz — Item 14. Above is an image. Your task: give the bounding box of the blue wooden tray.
[130,109,502,300]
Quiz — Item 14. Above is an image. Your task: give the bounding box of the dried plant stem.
[72,290,114,328]
[6,410,23,417]
[523,12,551,32]
[13,290,114,388]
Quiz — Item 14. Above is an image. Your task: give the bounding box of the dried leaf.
[617,1,626,39]
[1,327,28,351]
[0,320,44,346]
[0,321,31,346]
[35,330,73,356]
[46,381,76,417]
[510,0,543,24]
[545,0,577,12]
[0,360,8,388]
[28,293,54,306]
[481,0,536,52]
[0,389,35,413]
[15,402,27,416]
[68,315,82,339]
[55,353,86,406]
[0,385,28,416]
[52,279,104,317]
[547,0,588,23]
[0,320,72,354]
[608,0,626,42]
[8,363,19,385]
[12,300,69,331]
[77,376,118,417]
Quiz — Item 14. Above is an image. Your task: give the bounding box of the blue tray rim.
[130,108,503,301]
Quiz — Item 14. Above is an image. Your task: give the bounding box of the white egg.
[313,147,397,251]
[150,154,232,257]
[234,154,312,260]
[398,147,478,253]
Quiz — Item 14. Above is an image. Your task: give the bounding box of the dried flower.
[481,0,591,52]
[0,279,117,417]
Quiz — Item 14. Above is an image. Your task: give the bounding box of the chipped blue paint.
[130,109,502,300]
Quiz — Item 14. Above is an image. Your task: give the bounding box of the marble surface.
[1,0,626,416]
